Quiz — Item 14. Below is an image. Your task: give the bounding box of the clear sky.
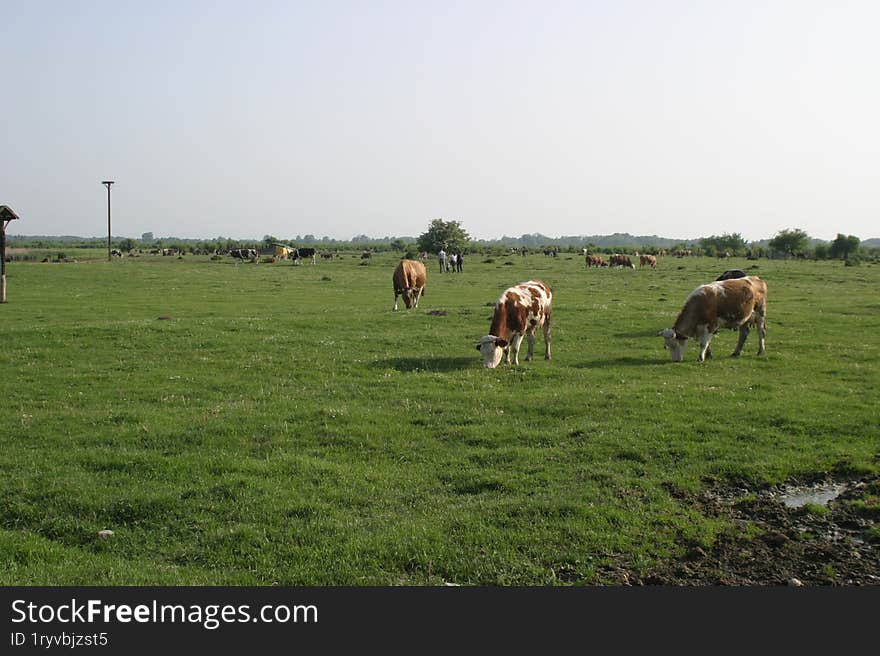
[3,1,878,242]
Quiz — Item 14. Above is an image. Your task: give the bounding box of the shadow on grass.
[571,356,663,368]
[613,330,663,339]
[373,356,476,372]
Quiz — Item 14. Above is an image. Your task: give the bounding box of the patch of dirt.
[605,475,880,586]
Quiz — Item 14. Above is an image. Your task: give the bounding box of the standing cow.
[294,247,317,264]
[639,254,657,269]
[476,280,552,368]
[392,259,427,311]
[659,276,767,362]
[610,254,635,269]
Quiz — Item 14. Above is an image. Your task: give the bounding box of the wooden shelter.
[0,205,20,303]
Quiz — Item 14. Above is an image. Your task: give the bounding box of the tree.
[141,232,153,242]
[699,233,747,256]
[829,234,860,260]
[390,238,408,252]
[417,219,470,254]
[117,237,136,252]
[768,228,810,255]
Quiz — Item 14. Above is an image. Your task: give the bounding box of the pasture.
[1,252,878,584]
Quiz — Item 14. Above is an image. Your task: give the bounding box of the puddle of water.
[778,484,845,509]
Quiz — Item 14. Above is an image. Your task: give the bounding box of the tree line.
[9,222,874,262]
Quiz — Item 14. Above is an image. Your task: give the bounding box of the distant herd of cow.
[228,246,323,264]
[584,252,656,269]
[392,256,766,367]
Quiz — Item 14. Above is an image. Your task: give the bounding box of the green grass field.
[1,252,878,584]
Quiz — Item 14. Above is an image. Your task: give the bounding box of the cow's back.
[394,259,426,290]
[493,280,552,335]
[684,276,766,330]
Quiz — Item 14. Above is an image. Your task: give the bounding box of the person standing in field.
[438,248,447,273]
[455,251,463,272]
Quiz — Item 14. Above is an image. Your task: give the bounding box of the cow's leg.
[732,325,749,357]
[510,334,525,365]
[543,316,552,360]
[393,292,399,311]
[524,328,536,361]
[695,325,713,362]
[756,312,766,355]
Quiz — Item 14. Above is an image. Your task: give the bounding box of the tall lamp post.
[102,180,114,260]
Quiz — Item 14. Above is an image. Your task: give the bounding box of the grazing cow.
[659,276,767,362]
[392,259,427,311]
[715,269,747,281]
[476,280,552,368]
[585,254,606,268]
[320,252,335,260]
[293,247,316,264]
[229,248,260,262]
[229,248,258,261]
[610,254,635,269]
[639,254,657,269]
[273,245,291,260]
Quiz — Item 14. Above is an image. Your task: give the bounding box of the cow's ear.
[495,338,508,348]
[475,344,482,351]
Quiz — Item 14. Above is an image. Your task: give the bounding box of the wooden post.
[0,206,21,303]
[1,220,7,303]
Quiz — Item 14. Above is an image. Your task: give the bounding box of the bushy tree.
[700,233,747,256]
[768,228,810,255]
[117,237,136,252]
[417,219,470,253]
[829,234,860,260]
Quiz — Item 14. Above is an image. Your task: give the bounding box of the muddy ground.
[602,474,880,586]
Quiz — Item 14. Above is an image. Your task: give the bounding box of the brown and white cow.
[639,254,657,269]
[610,254,635,269]
[585,254,606,268]
[659,276,767,362]
[476,280,552,368]
[392,259,427,311]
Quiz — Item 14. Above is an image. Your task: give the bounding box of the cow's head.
[659,328,688,362]
[402,288,417,309]
[476,335,508,368]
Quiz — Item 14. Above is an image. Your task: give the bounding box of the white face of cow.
[659,328,688,362]
[476,335,507,368]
